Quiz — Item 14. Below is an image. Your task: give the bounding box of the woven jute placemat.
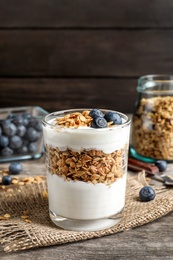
[0,172,173,253]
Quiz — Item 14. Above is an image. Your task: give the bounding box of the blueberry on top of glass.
[89,109,122,129]
[104,111,122,125]
[91,117,108,128]
[89,109,104,119]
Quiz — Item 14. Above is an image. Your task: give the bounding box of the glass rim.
[137,74,173,93]
[42,108,131,131]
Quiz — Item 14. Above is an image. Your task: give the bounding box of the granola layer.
[46,145,124,185]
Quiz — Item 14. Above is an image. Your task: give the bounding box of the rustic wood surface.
[0,157,173,259]
[1,0,173,113]
[1,30,173,77]
[0,0,173,28]
[0,78,137,114]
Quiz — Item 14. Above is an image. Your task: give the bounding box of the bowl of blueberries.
[0,106,48,162]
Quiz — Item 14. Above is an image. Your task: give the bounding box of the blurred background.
[1,0,173,114]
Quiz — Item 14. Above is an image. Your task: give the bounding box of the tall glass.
[42,109,131,231]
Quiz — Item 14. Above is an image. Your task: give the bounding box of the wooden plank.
[1,0,173,28]
[0,78,137,113]
[1,30,173,77]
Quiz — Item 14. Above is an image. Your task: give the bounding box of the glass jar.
[131,75,173,162]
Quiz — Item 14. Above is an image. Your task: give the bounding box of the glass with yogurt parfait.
[42,108,131,231]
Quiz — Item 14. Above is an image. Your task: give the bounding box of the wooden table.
[0,157,173,260]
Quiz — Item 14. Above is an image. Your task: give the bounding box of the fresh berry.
[25,127,38,141]
[17,146,28,154]
[11,115,24,125]
[104,111,122,125]
[28,142,37,153]
[0,135,9,148]
[1,147,13,156]
[155,160,167,172]
[2,175,12,185]
[3,122,17,137]
[139,186,155,202]
[91,117,108,128]
[89,109,104,119]
[9,162,23,175]
[9,135,22,149]
[17,125,26,137]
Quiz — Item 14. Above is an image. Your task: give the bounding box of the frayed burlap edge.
[0,171,173,253]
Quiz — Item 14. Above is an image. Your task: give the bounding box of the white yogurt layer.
[43,118,130,153]
[47,173,127,220]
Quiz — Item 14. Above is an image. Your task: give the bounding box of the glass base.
[49,210,122,232]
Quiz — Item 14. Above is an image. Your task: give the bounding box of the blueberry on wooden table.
[9,162,23,175]
[139,186,155,202]
[155,160,167,172]
[2,175,12,185]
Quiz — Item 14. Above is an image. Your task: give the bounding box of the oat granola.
[55,110,114,128]
[132,96,173,160]
[46,145,124,185]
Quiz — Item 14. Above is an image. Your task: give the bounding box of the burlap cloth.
[1,171,173,253]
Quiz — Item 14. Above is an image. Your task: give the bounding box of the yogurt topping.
[43,118,130,153]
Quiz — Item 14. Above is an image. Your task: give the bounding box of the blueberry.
[1,147,13,156]
[89,109,104,119]
[139,186,155,202]
[28,142,37,153]
[91,117,108,128]
[28,118,42,131]
[22,112,32,119]
[9,135,23,149]
[25,127,38,141]
[17,125,26,137]
[7,113,16,120]
[9,162,23,175]
[3,122,17,137]
[0,135,9,148]
[22,117,29,126]
[104,111,122,125]
[155,160,167,172]
[12,115,23,126]
[17,145,28,154]
[1,119,11,128]
[2,175,12,185]
[33,120,43,132]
